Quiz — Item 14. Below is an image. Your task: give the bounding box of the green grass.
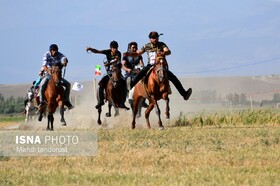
[174,109,280,127]
[0,114,25,123]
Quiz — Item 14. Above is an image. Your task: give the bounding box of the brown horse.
[132,54,170,129]
[97,64,128,125]
[38,65,66,130]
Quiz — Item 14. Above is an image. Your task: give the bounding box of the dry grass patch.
[1,126,280,185]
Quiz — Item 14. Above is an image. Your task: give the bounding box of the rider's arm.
[62,57,68,67]
[162,47,171,56]
[42,65,51,74]
[121,58,131,73]
[139,56,144,68]
[86,47,103,54]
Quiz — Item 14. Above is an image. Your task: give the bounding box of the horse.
[97,64,128,125]
[38,65,66,130]
[25,91,38,122]
[131,54,170,129]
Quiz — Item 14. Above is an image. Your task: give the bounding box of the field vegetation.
[0,109,280,185]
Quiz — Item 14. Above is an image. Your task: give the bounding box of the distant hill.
[1,75,280,101]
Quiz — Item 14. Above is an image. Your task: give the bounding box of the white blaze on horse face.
[27,91,33,100]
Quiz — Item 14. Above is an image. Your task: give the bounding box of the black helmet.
[110,40,119,48]
[49,44,58,51]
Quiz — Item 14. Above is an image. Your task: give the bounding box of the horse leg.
[132,96,141,129]
[145,103,154,129]
[38,112,43,122]
[114,107,119,117]
[106,103,112,117]
[25,109,28,122]
[47,113,51,130]
[50,113,54,131]
[137,97,143,118]
[165,97,170,119]
[154,101,164,130]
[60,106,66,126]
[97,107,102,125]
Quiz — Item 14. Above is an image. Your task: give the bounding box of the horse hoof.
[97,120,102,125]
[159,126,164,130]
[38,115,43,122]
[46,127,51,131]
[165,115,170,119]
[61,119,67,126]
[105,113,111,117]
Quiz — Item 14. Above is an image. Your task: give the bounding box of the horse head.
[27,91,34,101]
[154,54,169,82]
[51,64,62,87]
[111,63,122,83]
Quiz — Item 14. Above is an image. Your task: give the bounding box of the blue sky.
[1,0,280,84]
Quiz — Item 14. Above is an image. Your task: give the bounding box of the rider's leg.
[167,70,192,100]
[34,76,42,88]
[38,75,50,107]
[61,78,74,109]
[128,65,151,89]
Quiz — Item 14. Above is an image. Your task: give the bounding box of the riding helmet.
[49,44,58,51]
[149,31,159,38]
[110,41,119,48]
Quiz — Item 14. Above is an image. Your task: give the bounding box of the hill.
[1,75,279,101]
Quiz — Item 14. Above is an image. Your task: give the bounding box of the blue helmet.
[49,44,58,51]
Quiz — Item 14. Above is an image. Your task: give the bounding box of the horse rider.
[38,44,74,110]
[122,41,148,108]
[124,31,192,101]
[86,40,129,109]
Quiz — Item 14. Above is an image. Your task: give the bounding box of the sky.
[1,0,280,84]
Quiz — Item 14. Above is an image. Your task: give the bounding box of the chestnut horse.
[97,65,128,125]
[38,65,66,130]
[132,54,170,129]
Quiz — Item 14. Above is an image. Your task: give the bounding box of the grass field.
[1,109,280,185]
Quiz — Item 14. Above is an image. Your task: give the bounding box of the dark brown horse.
[132,54,170,129]
[97,64,128,125]
[38,65,66,130]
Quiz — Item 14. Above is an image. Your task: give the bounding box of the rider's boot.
[95,87,105,109]
[142,99,149,108]
[64,101,74,110]
[119,102,130,110]
[183,88,192,100]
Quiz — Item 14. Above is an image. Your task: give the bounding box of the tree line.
[1,91,280,114]
[0,93,25,114]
